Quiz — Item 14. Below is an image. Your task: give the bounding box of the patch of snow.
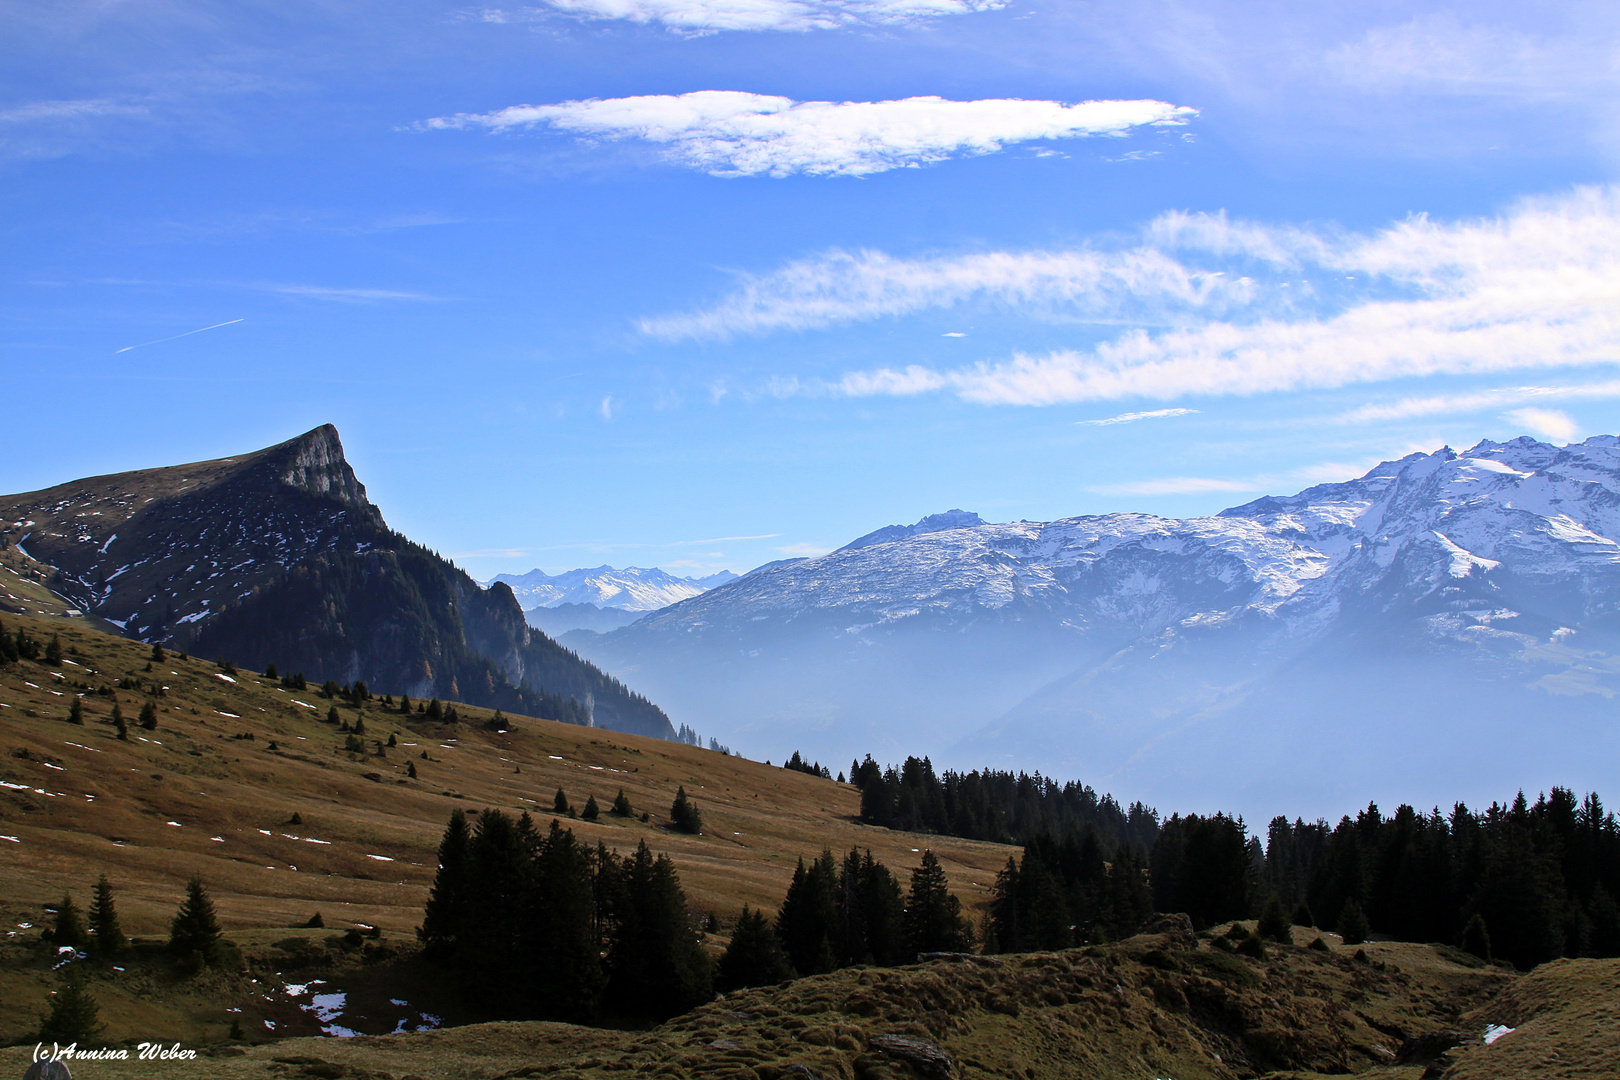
[214,672,236,683]
[1484,1024,1514,1045]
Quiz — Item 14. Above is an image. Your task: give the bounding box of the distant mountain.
[487,564,740,636]
[0,426,673,739]
[569,438,1620,818]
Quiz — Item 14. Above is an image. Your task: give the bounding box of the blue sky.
[5,0,1619,580]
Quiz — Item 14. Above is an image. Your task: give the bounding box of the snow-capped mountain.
[571,436,1620,819]
[489,565,738,612]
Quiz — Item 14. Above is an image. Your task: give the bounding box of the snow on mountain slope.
[572,436,1620,819]
[489,565,723,612]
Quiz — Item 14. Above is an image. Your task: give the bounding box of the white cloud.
[470,0,1005,33]
[1077,407,1199,426]
[1506,407,1579,442]
[0,98,149,124]
[641,243,1240,339]
[821,186,1620,406]
[1088,476,1256,496]
[600,394,614,419]
[421,91,1197,178]
[1337,381,1620,424]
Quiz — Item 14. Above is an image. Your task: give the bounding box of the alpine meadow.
[6,0,1620,1077]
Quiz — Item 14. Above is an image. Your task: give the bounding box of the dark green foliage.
[38,971,102,1043]
[0,618,16,663]
[1291,900,1316,928]
[554,789,570,815]
[387,732,397,747]
[605,840,713,1020]
[1237,932,1269,960]
[15,626,42,661]
[327,705,341,725]
[111,702,127,740]
[854,754,1159,853]
[150,642,165,663]
[1191,949,1261,987]
[50,893,87,950]
[407,761,417,779]
[1151,813,1251,930]
[306,912,325,928]
[138,701,157,730]
[611,789,633,817]
[1140,948,1181,972]
[1258,893,1292,943]
[1337,898,1369,946]
[1462,913,1492,961]
[353,717,366,735]
[89,876,126,956]
[835,847,906,967]
[717,906,794,992]
[398,694,412,713]
[670,786,702,834]
[67,696,84,725]
[1308,936,1330,952]
[44,633,63,665]
[426,698,443,721]
[782,751,832,779]
[264,662,278,678]
[168,876,222,962]
[902,850,971,959]
[776,852,839,976]
[582,795,599,821]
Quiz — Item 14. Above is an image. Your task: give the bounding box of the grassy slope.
[0,611,1015,1043]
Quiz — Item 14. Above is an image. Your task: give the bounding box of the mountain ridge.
[0,426,674,739]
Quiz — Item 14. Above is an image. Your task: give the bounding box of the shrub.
[670,786,702,834]
[1308,936,1330,952]
[1338,899,1370,946]
[1258,893,1292,943]
[1237,933,1268,961]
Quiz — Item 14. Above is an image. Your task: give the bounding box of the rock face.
[573,436,1620,814]
[0,426,672,739]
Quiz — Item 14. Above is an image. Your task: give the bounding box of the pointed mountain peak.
[839,509,986,552]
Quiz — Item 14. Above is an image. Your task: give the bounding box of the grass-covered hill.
[0,610,1014,1042]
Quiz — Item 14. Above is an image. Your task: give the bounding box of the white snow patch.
[1484,1024,1514,1045]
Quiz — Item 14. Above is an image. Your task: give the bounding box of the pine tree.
[327,705,341,725]
[611,789,633,817]
[169,876,222,963]
[407,761,417,779]
[399,694,412,714]
[89,876,126,956]
[139,701,157,730]
[264,662,279,679]
[50,893,87,949]
[38,970,102,1043]
[717,906,795,992]
[1337,897,1370,946]
[67,696,84,725]
[670,786,702,834]
[554,789,571,815]
[419,809,471,960]
[902,851,970,960]
[150,642,165,663]
[1462,913,1492,960]
[776,852,838,975]
[427,698,443,721]
[582,795,600,821]
[112,701,128,740]
[44,633,63,665]
[1258,892,1292,943]
[605,841,713,1019]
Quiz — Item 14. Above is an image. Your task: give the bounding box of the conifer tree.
[605,841,712,1019]
[38,970,102,1043]
[1337,897,1370,946]
[169,876,222,963]
[1462,913,1492,960]
[50,893,87,949]
[582,795,600,821]
[611,789,633,817]
[427,698,443,721]
[89,876,126,956]
[111,701,127,740]
[902,851,970,960]
[554,789,571,815]
[44,633,63,665]
[419,809,471,960]
[836,847,905,967]
[1258,892,1292,943]
[670,786,702,834]
[399,694,412,714]
[0,619,17,663]
[776,852,838,975]
[327,705,341,725]
[717,906,795,992]
[150,642,165,663]
[529,820,606,1021]
[264,662,278,679]
[138,701,157,730]
[407,761,417,779]
[67,696,84,725]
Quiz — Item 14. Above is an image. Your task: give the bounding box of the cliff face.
[0,426,673,739]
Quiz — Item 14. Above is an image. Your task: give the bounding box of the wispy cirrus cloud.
[1336,380,1620,424]
[745,185,1620,406]
[469,0,1005,33]
[420,91,1197,177]
[1507,407,1580,442]
[641,245,1242,338]
[1077,407,1199,426]
[1088,476,1256,496]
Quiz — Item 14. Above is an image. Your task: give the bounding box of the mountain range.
[569,436,1620,819]
[0,426,674,739]
[488,565,738,636]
